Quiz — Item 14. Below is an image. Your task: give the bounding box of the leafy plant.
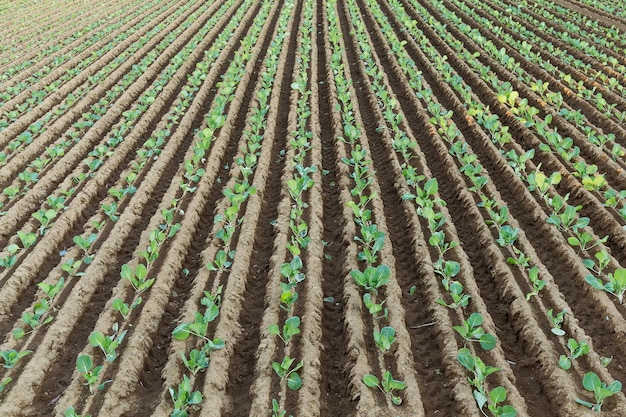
[559,338,589,370]
[575,372,621,411]
[112,297,142,321]
[76,354,111,393]
[373,326,396,352]
[169,374,202,417]
[457,348,500,397]
[272,356,303,390]
[0,376,11,393]
[37,277,65,301]
[180,348,209,375]
[88,323,127,362]
[351,264,390,294]
[0,349,32,368]
[269,316,301,345]
[363,292,387,317]
[120,263,155,293]
[64,406,91,417]
[172,289,224,347]
[526,266,546,300]
[13,298,54,339]
[363,370,406,405]
[17,230,37,248]
[271,399,292,417]
[486,386,517,417]
[585,268,626,304]
[548,309,567,336]
[453,313,497,350]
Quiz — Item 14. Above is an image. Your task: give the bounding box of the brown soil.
[1,0,626,416]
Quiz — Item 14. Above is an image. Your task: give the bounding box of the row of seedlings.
[386,0,626,411]
[354,0,523,414]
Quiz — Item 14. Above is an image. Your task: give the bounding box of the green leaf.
[88,331,105,349]
[189,390,203,404]
[457,348,475,371]
[172,324,190,340]
[551,328,566,336]
[559,355,571,370]
[467,312,483,328]
[287,372,302,390]
[474,389,488,410]
[490,386,507,404]
[582,372,601,392]
[479,333,497,351]
[501,405,517,417]
[363,374,379,388]
[585,275,605,290]
[76,355,92,373]
[268,324,280,336]
[12,328,25,340]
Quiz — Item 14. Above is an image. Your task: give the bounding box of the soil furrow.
[314,1,355,413]
[0,0,175,110]
[0,0,227,318]
[0,0,195,149]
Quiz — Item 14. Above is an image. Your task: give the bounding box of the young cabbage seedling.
[120,263,155,294]
[180,348,209,375]
[169,374,202,417]
[88,323,127,362]
[271,399,292,417]
[585,268,626,304]
[0,377,12,393]
[363,293,388,319]
[452,313,497,350]
[64,406,91,417]
[112,297,142,321]
[575,372,621,412]
[76,354,111,393]
[559,338,589,370]
[351,264,390,295]
[526,266,546,300]
[269,316,301,345]
[548,309,567,336]
[272,356,303,390]
[487,386,517,417]
[363,370,406,405]
[0,349,32,368]
[373,326,396,352]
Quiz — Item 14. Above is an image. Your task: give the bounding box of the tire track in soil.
[355,2,485,414]
[315,0,354,414]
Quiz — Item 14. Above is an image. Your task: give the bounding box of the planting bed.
[1,0,626,415]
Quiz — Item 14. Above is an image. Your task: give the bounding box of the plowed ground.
[1,0,626,416]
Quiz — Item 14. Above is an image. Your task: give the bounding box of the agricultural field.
[1,0,626,415]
